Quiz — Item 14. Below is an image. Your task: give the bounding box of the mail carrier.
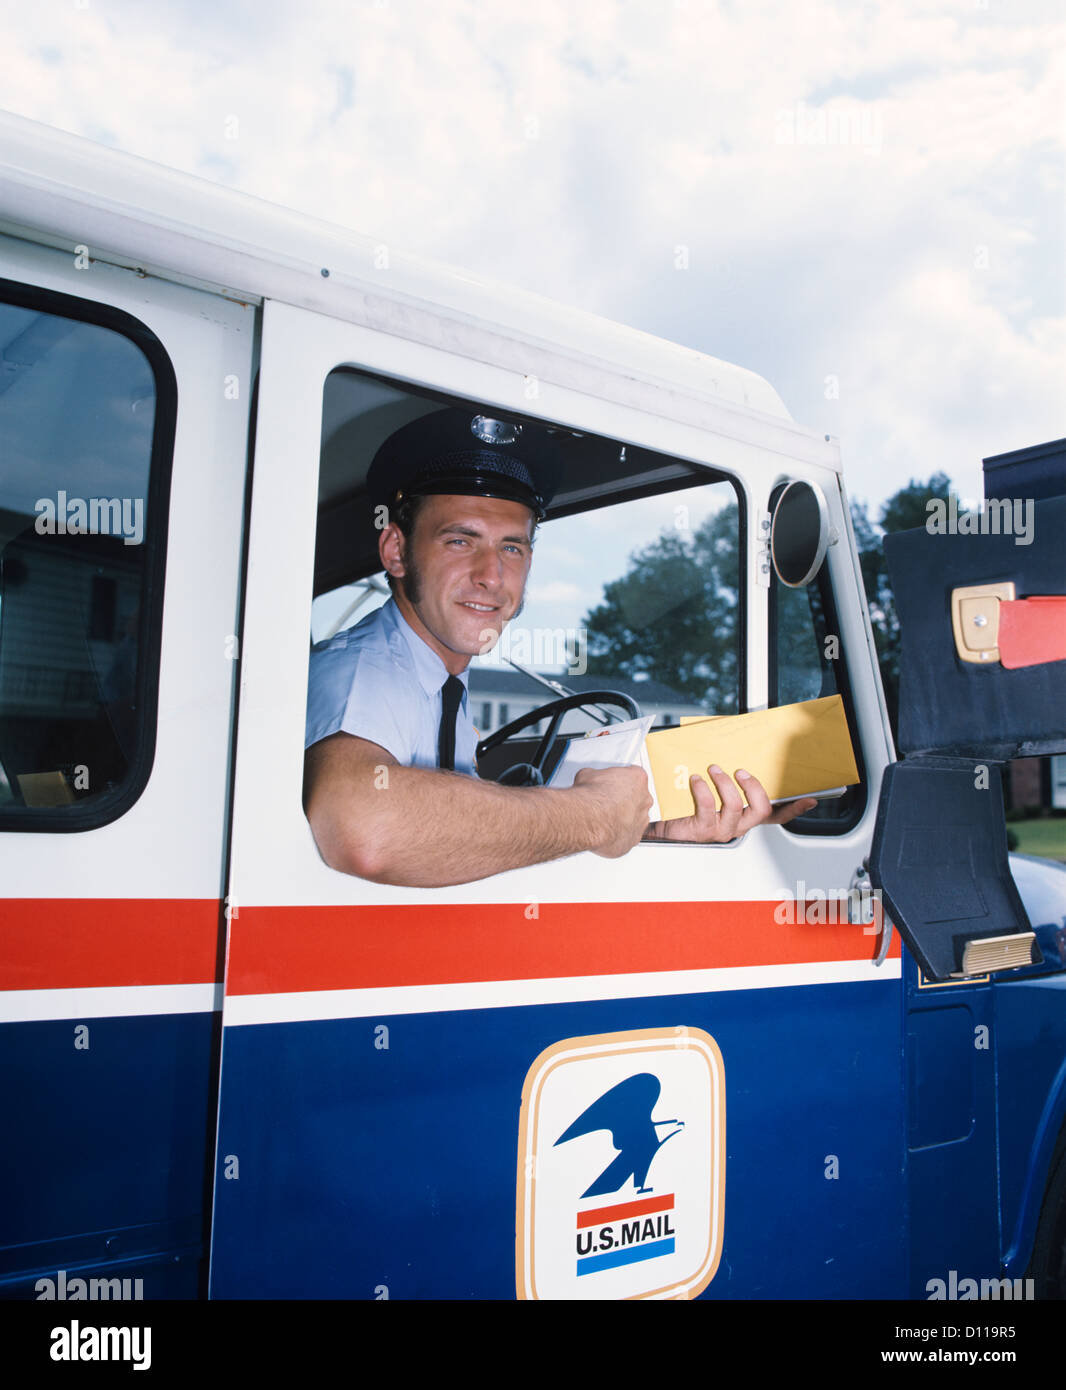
[1,110,1064,1301]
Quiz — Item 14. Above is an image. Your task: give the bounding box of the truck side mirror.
[770,480,835,588]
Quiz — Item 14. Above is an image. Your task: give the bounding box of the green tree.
[583,501,740,713]
[850,471,954,735]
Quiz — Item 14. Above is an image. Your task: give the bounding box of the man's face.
[383,493,535,671]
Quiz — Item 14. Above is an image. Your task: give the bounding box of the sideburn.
[398,548,421,605]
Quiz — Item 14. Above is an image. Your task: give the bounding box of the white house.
[466,666,707,738]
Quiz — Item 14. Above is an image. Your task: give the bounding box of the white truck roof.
[0,108,800,431]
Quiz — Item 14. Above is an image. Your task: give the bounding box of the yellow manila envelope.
[644,694,859,819]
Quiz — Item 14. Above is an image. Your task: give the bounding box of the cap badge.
[471,416,522,446]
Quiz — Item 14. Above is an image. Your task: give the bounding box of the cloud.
[1,0,1061,508]
[526,580,582,603]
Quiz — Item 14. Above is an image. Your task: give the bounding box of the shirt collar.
[382,597,469,702]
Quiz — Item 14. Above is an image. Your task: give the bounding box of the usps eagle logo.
[557,1073,684,1196]
[516,1028,725,1300]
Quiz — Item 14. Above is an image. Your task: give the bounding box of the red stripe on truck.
[225,899,894,996]
[1,897,894,995]
[0,899,223,990]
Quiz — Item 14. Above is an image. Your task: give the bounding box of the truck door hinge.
[756,510,772,587]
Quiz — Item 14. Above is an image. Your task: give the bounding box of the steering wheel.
[476,690,641,787]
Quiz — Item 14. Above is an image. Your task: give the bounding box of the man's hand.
[643,764,818,843]
[574,765,655,858]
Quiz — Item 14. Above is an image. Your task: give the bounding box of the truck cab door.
[209,298,907,1300]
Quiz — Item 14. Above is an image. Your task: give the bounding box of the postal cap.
[367,408,560,521]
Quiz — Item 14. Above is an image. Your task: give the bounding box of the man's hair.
[392,492,428,547]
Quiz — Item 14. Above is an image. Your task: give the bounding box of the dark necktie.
[437,675,464,771]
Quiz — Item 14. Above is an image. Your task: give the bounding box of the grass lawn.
[1009,817,1066,862]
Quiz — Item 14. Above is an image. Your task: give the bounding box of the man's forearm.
[312,761,607,887]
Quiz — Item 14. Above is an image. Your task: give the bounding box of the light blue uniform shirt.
[305,597,477,776]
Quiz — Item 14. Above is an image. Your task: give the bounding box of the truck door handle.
[851,861,893,966]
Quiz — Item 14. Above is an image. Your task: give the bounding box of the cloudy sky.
[3,0,1063,513]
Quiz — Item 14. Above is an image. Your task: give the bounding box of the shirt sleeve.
[305,640,416,763]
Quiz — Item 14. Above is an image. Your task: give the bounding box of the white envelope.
[547,714,661,822]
